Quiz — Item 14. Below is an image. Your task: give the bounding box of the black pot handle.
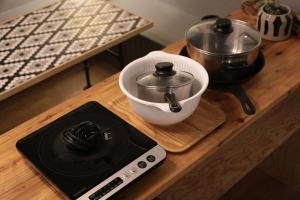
[201,15,220,21]
[165,92,182,113]
[226,84,256,115]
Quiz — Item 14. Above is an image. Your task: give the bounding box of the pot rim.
[261,3,292,16]
[185,19,262,56]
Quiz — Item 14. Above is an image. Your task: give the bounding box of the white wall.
[112,0,300,45]
[284,0,300,13]
[111,0,238,45]
[0,0,58,23]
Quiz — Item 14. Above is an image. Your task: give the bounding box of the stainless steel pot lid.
[136,62,194,89]
[186,18,261,55]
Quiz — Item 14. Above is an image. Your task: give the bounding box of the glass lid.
[186,18,261,55]
[136,62,194,89]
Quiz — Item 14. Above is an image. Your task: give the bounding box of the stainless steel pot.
[136,62,194,113]
[186,17,261,72]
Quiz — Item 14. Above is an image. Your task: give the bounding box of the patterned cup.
[256,4,293,41]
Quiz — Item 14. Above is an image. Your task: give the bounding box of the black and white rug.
[0,0,150,93]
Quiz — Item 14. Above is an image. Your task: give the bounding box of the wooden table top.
[0,10,300,200]
[0,0,152,101]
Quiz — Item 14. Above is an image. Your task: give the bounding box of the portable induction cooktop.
[16,101,166,200]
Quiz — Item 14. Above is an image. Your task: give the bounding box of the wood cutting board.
[102,80,226,153]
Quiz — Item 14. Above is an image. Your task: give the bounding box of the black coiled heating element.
[62,121,101,153]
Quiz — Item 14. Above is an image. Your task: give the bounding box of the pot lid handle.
[213,18,233,34]
[154,62,176,77]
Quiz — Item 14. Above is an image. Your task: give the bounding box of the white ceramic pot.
[119,51,209,126]
[256,4,293,41]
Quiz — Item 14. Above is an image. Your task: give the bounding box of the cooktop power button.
[137,161,147,168]
[146,155,156,162]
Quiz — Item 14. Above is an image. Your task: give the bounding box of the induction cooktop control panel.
[78,145,166,200]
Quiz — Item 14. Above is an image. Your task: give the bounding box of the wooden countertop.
[0,10,300,200]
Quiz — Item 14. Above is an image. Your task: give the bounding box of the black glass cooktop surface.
[16,101,157,199]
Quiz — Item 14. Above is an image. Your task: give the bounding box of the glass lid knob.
[213,18,233,34]
[153,62,176,77]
